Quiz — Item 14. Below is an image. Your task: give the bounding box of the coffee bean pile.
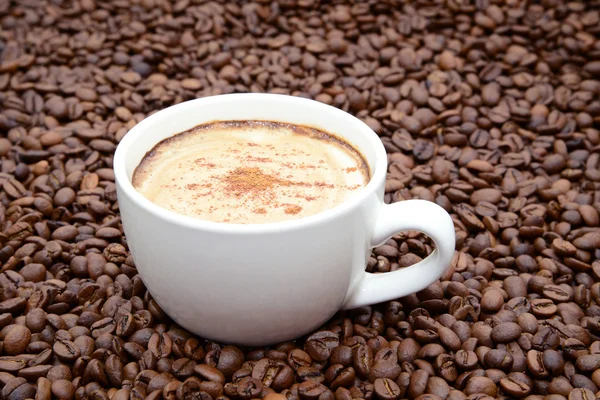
[1,0,600,399]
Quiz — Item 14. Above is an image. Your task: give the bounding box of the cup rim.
[114,93,388,233]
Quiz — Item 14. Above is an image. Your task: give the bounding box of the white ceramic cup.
[114,93,455,346]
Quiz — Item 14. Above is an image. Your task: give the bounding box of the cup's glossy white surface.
[114,94,455,346]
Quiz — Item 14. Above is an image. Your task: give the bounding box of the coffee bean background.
[1,0,600,399]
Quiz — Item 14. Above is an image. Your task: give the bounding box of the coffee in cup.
[132,120,370,224]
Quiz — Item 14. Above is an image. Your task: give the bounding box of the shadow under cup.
[114,93,388,346]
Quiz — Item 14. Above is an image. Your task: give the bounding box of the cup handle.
[342,199,456,310]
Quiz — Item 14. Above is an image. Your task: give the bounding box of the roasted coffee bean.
[177,376,203,399]
[500,375,531,397]
[437,327,461,352]
[148,332,173,358]
[194,364,226,385]
[331,346,353,367]
[369,359,401,382]
[53,339,80,362]
[397,338,420,363]
[532,327,560,351]
[327,365,355,390]
[171,358,196,380]
[543,349,565,375]
[2,377,36,400]
[52,379,75,399]
[305,331,340,361]
[3,325,31,355]
[490,322,522,343]
[526,350,547,378]
[576,354,600,372]
[483,349,513,371]
[147,372,175,392]
[407,369,429,398]
[569,388,596,400]
[200,380,223,399]
[217,345,245,378]
[353,344,373,379]
[454,350,478,370]
[373,378,400,400]
[298,380,328,400]
[105,354,124,387]
[252,358,294,390]
[464,375,497,396]
[296,366,324,383]
[36,377,52,400]
[288,349,312,370]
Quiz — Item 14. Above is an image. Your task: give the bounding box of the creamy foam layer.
[132,121,369,224]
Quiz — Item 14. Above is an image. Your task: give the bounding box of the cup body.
[114,94,388,346]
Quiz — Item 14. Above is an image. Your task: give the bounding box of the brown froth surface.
[132,120,369,224]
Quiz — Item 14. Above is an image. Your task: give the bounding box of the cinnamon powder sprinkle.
[186,183,213,190]
[246,156,272,163]
[295,194,318,201]
[223,167,291,197]
[284,205,303,215]
[314,182,335,188]
[222,167,319,198]
[194,158,216,168]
